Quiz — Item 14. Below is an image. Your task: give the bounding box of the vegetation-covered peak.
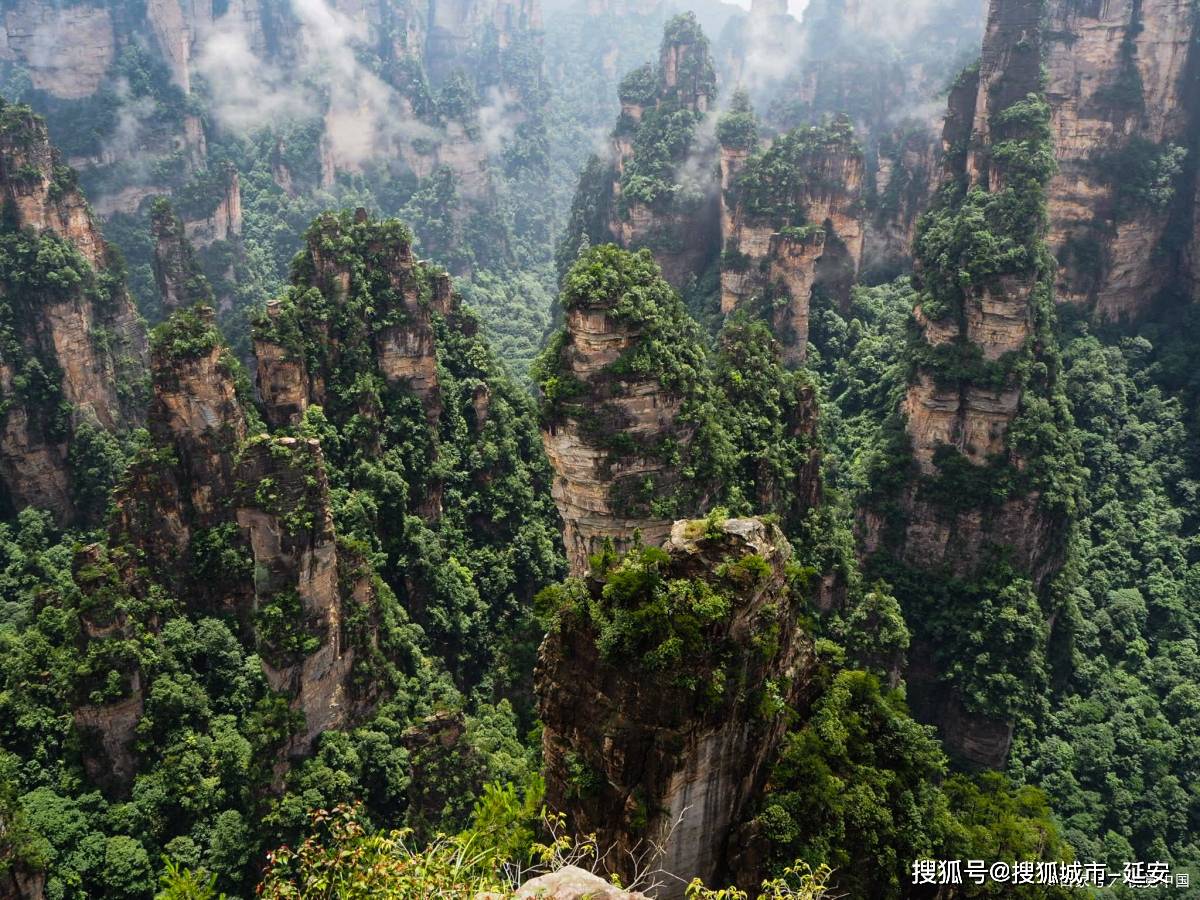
[717,89,760,151]
[0,97,48,144]
[149,304,223,361]
[662,11,709,52]
[561,245,679,318]
[731,117,861,226]
[617,63,658,107]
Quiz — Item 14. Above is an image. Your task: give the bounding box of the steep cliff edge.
[251,209,443,473]
[859,0,1081,768]
[536,516,815,897]
[1044,0,1199,319]
[538,244,823,575]
[718,104,864,363]
[79,305,397,791]
[0,101,146,524]
[253,209,564,681]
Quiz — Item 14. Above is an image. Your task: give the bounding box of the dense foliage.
[2,2,1200,898]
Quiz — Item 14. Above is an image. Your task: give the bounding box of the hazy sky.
[725,0,810,14]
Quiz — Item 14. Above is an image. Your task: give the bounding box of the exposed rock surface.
[488,867,648,899]
[0,2,115,99]
[151,199,214,312]
[537,518,815,898]
[110,308,249,606]
[80,307,393,792]
[718,0,984,275]
[718,120,864,361]
[571,14,721,289]
[183,166,243,247]
[1044,0,1200,319]
[253,211,443,430]
[859,0,1069,769]
[539,261,703,574]
[0,104,146,524]
[235,436,387,760]
[0,864,44,900]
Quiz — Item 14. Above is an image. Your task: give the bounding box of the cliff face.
[83,307,392,791]
[538,247,715,575]
[860,0,1076,768]
[151,199,214,313]
[537,518,816,897]
[865,126,941,276]
[540,304,686,572]
[0,0,540,256]
[109,308,250,625]
[718,118,864,363]
[0,104,146,524]
[717,0,984,276]
[234,436,386,759]
[1044,0,1199,318]
[182,166,242,247]
[0,2,115,100]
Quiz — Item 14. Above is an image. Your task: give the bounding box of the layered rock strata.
[860,0,1072,768]
[537,518,816,898]
[1044,0,1200,318]
[538,250,711,574]
[718,119,865,362]
[0,104,146,523]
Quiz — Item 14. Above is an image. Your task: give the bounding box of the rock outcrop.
[234,436,387,760]
[562,13,721,289]
[538,247,715,574]
[537,517,816,897]
[112,307,248,586]
[859,0,1076,768]
[0,103,146,524]
[151,198,214,313]
[718,114,865,362]
[717,0,985,276]
[1043,0,1200,319]
[183,165,242,247]
[253,210,443,432]
[491,867,648,900]
[85,304,393,791]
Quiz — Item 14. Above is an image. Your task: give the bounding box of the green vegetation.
[150,304,222,360]
[255,212,564,685]
[730,118,859,228]
[537,246,818,524]
[717,90,760,152]
[2,4,1200,897]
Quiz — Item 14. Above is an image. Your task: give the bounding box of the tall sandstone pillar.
[860,0,1080,768]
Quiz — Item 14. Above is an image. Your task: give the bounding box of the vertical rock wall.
[537,518,816,897]
[0,105,146,524]
[1044,0,1199,318]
